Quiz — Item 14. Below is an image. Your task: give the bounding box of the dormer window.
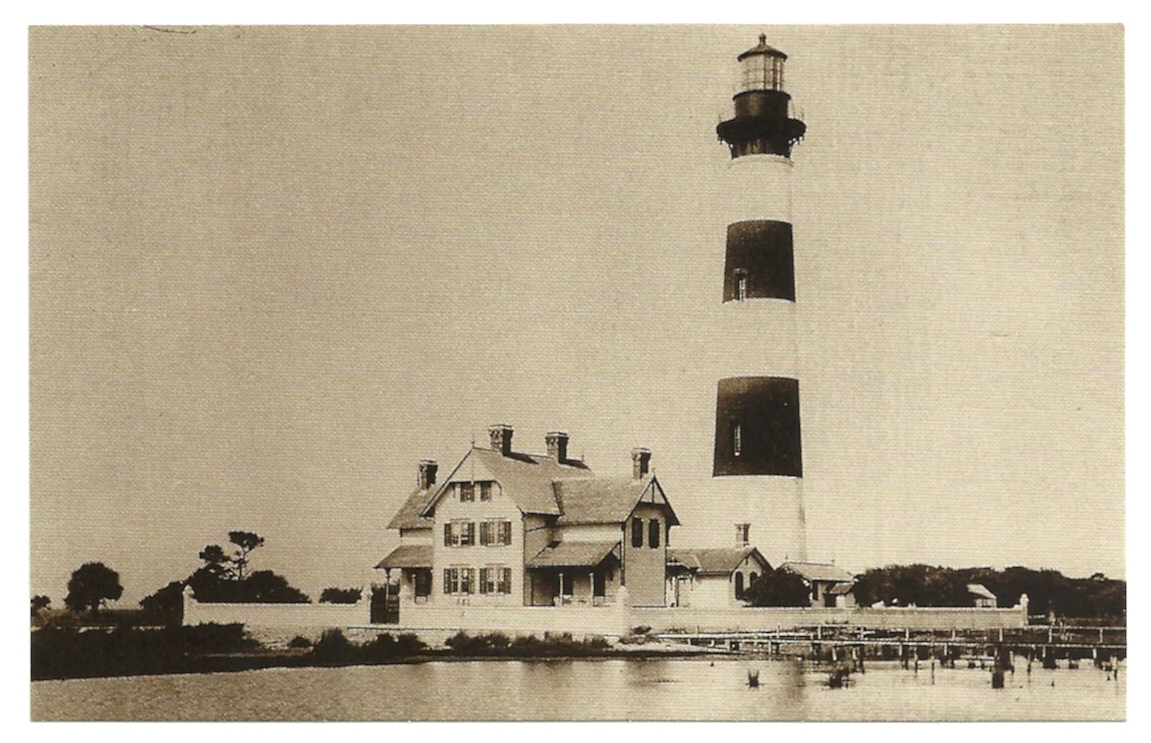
[459,482,475,502]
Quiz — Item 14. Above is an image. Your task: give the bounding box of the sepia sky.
[29,25,1124,603]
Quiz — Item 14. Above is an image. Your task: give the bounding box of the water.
[31,658,1125,721]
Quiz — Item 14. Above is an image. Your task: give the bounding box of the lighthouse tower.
[711,35,808,561]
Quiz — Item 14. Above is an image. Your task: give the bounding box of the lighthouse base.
[708,475,807,565]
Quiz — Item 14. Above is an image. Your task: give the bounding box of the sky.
[28,24,1125,604]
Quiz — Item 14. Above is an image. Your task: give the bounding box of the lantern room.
[737,34,787,93]
[716,34,806,159]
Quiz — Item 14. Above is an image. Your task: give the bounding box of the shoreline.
[31,644,729,683]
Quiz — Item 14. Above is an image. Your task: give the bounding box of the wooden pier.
[657,624,1126,662]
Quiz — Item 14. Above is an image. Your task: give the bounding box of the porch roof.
[375,544,433,570]
[527,540,620,569]
[967,583,997,600]
[826,582,855,596]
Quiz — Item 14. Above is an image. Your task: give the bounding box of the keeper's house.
[376,424,680,610]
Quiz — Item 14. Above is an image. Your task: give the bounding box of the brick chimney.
[488,423,514,457]
[735,522,751,548]
[631,447,652,479]
[546,431,569,463]
[417,459,438,491]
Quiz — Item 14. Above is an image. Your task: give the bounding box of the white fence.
[183,584,1027,639]
[182,586,369,632]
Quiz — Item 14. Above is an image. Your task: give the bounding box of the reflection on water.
[31,658,1125,721]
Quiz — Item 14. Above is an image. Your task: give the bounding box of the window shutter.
[500,521,512,545]
[444,523,452,547]
[443,569,451,594]
[502,567,512,594]
[467,522,476,546]
[479,568,488,594]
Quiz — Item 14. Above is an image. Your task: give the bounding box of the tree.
[745,567,811,607]
[228,531,265,581]
[139,581,186,626]
[319,587,362,604]
[242,570,310,603]
[63,562,124,617]
[31,594,51,618]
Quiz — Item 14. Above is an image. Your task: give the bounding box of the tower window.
[733,422,743,457]
[734,269,748,302]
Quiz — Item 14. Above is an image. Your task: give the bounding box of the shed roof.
[967,583,997,600]
[826,582,855,596]
[526,541,620,569]
[375,544,433,570]
[667,547,769,576]
[781,562,856,583]
[554,476,679,526]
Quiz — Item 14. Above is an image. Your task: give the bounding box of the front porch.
[526,541,621,607]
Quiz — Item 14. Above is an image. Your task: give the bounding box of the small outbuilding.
[666,546,771,608]
[780,561,857,608]
[966,583,998,608]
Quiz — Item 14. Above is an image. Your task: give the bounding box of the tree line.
[740,564,1124,621]
[850,564,1125,620]
[32,530,365,627]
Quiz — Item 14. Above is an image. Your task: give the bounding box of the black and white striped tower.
[712,35,808,561]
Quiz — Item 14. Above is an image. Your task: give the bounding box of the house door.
[414,570,432,600]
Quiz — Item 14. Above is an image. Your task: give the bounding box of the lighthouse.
[711,35,808,562]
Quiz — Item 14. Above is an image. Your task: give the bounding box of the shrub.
[177,623,260,654]
[312,628,355,665]
[362,632,427,661]
[288,635,312,649]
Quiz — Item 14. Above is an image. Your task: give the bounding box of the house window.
[648,519,661,549]
[733,422,742,457]
[444,521,476,547]
[735,572,745,600]
[479,481,492,501]
[631,518,644,548]
[458,482,475,502]
[479,566,512,595]
[750,572,759,587]
[734,269,748,302]
[443,567,475,595]
[480,520,513,546]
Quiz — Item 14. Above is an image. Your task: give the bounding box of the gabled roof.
[554,475,680,526]
[527,541,620,568]
[967,583,997,600]
[387,486,435,530]
[375,544,433,570]
[667,547,770,576]
[781,561,855,583]
[420,446,595,517]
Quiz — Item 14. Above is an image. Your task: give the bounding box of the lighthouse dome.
[737,34,788,61]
